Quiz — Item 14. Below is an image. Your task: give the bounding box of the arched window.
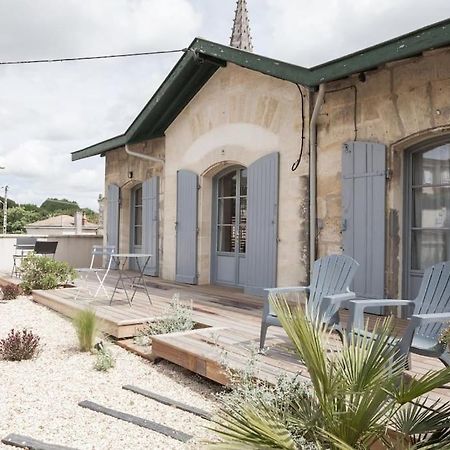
[406,141,450,296]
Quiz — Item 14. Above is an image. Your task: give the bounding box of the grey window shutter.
[107,184,120,269]
[342,141,386,301]
[142,176,159,276]
[176,170,198,284]
[245,152,279,296]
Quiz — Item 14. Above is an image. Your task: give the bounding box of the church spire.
[230,0,253,52]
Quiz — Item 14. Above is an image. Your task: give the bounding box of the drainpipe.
[309,83,326,272]
[125,144,165,163]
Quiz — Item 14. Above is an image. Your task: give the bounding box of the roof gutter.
[125,144,165,164]
[309,83,326,273]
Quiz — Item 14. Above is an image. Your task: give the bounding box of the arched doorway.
[405,140,450,298]
[212,166,248,287]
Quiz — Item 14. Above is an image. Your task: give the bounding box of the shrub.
[2,284,21,300]
[211,297,450,449]
[135,294,194,346]
[0,328,40,361]
[20,254,77,294]
[73,309,97,352]
[93,341,115,371]
[440,324,450,348]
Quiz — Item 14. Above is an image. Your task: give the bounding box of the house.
[26,212,99,236]
[71,2,450,300]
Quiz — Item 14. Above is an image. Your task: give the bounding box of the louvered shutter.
[175,170,198,284]
[142,176,159,276]
[106,184,120,269]
[342,141,386,303]
[244,152,279,296]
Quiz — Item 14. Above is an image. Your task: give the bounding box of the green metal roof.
[72,18,450,161]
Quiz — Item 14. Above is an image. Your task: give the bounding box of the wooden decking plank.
[21,272,450,401]
[78,400,192,443]
[151,329,305,385]
[122,385,212,420]
[2,433,77,450]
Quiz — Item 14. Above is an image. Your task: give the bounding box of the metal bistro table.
[109,253,152,306]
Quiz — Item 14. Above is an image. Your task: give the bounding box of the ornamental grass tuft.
[73,309,97,352]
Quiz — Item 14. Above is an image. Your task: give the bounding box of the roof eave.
[71,18,450,161]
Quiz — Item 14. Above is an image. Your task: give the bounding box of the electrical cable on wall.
[291,84,305,171]
[0,49,186,65]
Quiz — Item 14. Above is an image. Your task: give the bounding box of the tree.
[1,206,45,234]
[40,198,79,215]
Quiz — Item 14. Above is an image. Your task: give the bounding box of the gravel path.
[0,297,221,449]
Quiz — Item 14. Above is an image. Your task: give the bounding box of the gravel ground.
[0,297,221,450]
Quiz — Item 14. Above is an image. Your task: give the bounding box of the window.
[133,186,143,246]
[216,168,247,253]
[410,144,450,270]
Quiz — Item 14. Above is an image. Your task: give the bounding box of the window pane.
[240,197,247,224]
[218,172,236,197]
[217,225,235,252]
[134,187,143,206]
[134,226,142,246]
[240,169,247,196]
[239,225,247,253]
[411,230,450,270]
[413,187,450,228]
[218,198,236,225]
[134,206,142,226]
[413,144,450,185]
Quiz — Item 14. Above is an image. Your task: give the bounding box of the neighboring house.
[26,213,99,236]
[71,4,450,300]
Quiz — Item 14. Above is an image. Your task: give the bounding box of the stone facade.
[104,47,450,297]
[316,47,450,298]
[105,63,310,287]
[105,138,165,270]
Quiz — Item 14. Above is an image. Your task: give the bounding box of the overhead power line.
[0,48,187,65]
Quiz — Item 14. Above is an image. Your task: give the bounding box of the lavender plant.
[0,328,40,361]
[2,284,21,300]
[134,294,194,345]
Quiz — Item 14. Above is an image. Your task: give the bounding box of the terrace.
[2,270,448,401]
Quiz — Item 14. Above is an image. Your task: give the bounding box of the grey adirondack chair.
[260,254,359,349]
[347,261,450,367]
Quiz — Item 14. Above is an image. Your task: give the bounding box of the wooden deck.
[3,271,449,402]
[25,272,267,338]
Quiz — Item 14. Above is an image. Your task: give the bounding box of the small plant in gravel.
[214,340,319,449]
[1,283,21,300]
[20,254,77,294]
[73,309,97,352]
[440,324,450,349]
[0,328,40,361]
[134,294,194,345]
[93,341,115,371]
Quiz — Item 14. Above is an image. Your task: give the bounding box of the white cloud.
[0,0,449,211]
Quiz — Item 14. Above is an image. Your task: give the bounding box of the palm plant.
[211,296,450,449]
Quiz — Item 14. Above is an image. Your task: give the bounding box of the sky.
[0,0,449,210]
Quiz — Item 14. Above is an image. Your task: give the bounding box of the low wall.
[0,234,103,273]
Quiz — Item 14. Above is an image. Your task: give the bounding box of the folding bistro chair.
[74,245,115,300]
[11,237,37,277]
[34,241,58,258]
